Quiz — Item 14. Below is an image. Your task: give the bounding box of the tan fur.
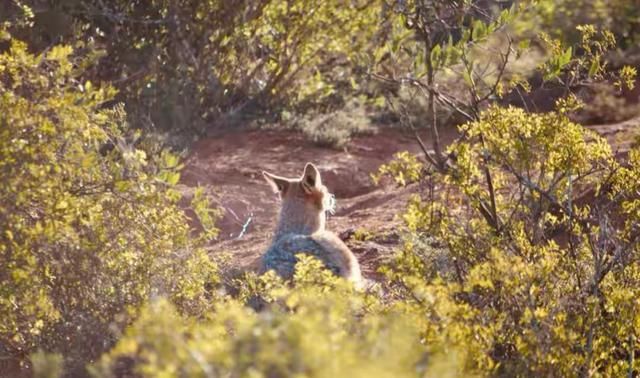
[310,232,362,284]
[261,163,363,287]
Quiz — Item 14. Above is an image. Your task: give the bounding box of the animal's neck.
[274,199,325,240]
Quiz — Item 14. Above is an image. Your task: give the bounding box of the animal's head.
[263,163,335,235]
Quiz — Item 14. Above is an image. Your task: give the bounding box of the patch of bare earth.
[588,116,640,157]
[180,118,638,280]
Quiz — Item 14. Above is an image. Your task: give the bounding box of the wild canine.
[261,163,363,287]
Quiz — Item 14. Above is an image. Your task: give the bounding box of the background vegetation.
[1,0,639,377]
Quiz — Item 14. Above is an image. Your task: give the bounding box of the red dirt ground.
[180,117,639,278]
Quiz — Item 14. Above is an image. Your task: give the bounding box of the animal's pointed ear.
[263,171,289,194]
[302,162,321,188]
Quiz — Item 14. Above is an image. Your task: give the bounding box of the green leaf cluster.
[91,257,435,378]
[537,0,640,48]
[540,24,636,89]
[382,103,640,375]
[9,0,384,133]
[0,37,220,372]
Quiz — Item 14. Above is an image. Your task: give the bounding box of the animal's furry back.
[262,231,362,285]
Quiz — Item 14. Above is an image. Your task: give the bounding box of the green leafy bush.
[289,99,376,149]
[91,257,443,378]
[0,37,219,374]
[378,103,640,375]
[2,2,640,377]
[537,0,640,48]
[8,0,383,134]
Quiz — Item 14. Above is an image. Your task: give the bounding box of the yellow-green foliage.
[232,0,382,107]
[382,103,640,376]
[0,38,219,371]
[4,2,640,377]
[12,0,384,132]
[293,99,376,148]
[368,0,536,117]
[539,24,637,90]
[537,0,640,47]
[91,257,436,378]
[31,350,64,378]
[372,151,425,187]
